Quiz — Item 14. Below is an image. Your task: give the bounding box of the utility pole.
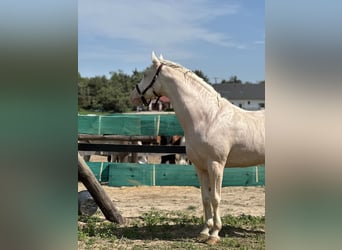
[213,77,220,84]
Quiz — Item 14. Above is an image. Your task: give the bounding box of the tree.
[193,69,210,83]
[79,68,253,113]
[228,75,242,83]
[108,70,137,112]
[78,73,94,109]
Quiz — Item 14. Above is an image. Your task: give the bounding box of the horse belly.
[225,147,264,167]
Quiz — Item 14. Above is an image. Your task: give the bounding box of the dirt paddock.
[79,154,265,219]
[78,183,265,219]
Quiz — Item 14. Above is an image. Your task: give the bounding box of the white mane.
[160,59,222,99]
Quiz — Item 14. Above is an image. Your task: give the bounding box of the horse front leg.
[206,161,224,245]
[194,167,213,242]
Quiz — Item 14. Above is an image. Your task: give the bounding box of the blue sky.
[78,0,264,83]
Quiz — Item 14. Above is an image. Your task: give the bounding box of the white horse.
[130,52,265,245]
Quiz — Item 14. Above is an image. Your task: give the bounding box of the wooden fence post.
[78,153,125,224]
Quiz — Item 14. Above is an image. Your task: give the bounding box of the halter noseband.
[135,64,163,106]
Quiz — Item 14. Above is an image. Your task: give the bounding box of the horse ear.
[159,54,164,60]
[152,51,160,65]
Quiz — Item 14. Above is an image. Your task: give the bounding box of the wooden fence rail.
[78,134,157,142]
[78,143,186,154]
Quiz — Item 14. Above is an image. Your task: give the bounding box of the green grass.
[78,108,112,116]
[78,209,265,249]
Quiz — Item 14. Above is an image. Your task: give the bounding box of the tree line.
[78,69,264,113]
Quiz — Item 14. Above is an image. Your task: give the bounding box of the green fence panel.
[78,114,184,136]
[159,115,183,135]
[222,166,265,186]
[155,164,199,186]
[109,163,154,186]
[139,115,159,135]
[100,116,141,135]
[86,162,109,182]
[78,115,100,134]
[107,163,265,187]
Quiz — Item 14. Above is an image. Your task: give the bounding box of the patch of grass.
[78,215,118,239]
[222,214,265,230]
[78,209,265,250]
[78,109,112,116]
[141,208,202,227]
[142,208,169,227]
[187,205,197,211]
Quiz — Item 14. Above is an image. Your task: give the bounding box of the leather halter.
[135,64,163,106]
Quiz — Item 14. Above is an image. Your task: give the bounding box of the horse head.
[130,52,164,106]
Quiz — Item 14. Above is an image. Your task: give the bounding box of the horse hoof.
[196,233,209,242]
[205,236,220,245]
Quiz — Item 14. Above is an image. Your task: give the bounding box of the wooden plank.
[78,134,157,142]
[78,153,125,224]
[78,143,186,153]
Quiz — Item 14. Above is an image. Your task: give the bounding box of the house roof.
[159,96,170,103]
[213,82,265,100]
[150,96,170,104]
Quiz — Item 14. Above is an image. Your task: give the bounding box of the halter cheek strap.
[136,64,163,106]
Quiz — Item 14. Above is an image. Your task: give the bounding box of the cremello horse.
[131,52,265,245]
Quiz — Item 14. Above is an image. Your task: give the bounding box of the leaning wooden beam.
[78,143,186,153]
[78,134,157,142]
[78,153,125,224]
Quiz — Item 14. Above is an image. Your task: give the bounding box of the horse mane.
[160,59,222,99]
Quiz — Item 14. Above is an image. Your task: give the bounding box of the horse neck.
[160,68,221,133]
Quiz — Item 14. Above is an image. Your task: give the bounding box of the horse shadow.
[111,224,265,241]
[79,214,264,242]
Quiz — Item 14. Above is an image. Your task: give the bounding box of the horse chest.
[186,137,228,167]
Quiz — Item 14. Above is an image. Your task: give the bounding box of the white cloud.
[79,0,242,50]
[254,40,265,45]
[79,1,264,82]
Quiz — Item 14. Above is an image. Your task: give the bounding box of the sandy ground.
[78,184,265,219]
[79,154,265,219]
